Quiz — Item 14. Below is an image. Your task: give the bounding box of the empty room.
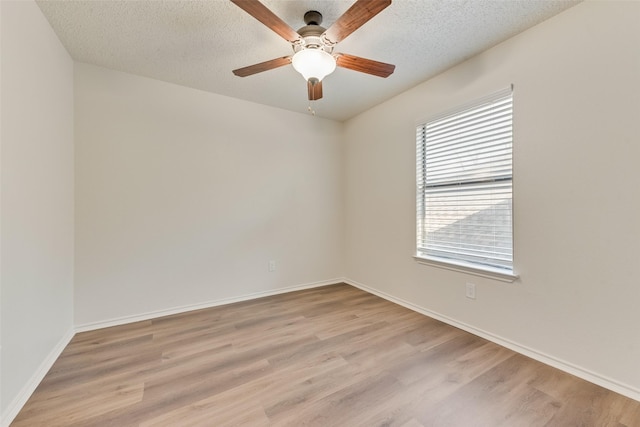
[1,0,639,425]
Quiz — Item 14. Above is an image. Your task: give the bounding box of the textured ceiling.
[36,0,580,121]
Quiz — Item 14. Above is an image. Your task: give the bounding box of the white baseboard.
[75,278,343,333]
[344,278,640,403]
[10,277,633,427]
[1,327,75,427]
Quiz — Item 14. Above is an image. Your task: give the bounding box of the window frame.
[415,87,518,282]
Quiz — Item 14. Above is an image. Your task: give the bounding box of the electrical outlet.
[466,283,476,300]
[268,260,276,272]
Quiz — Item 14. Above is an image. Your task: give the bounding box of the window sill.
[414,255,519,283]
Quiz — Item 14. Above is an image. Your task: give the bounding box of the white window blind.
[416,88,513,272]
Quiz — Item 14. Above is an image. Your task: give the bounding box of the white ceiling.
[36,0,580,121]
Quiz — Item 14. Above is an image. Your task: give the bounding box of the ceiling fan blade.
[335,53,395,78]
[322,0,391,44]
[308,79,323,100]
[233,56,292,77]
[231,0,301,43]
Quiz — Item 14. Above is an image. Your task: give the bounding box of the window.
[416,87,515,280]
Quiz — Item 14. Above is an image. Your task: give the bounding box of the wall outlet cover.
[466,283,476,299]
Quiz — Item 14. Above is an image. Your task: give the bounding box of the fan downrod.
[303,10,323,26]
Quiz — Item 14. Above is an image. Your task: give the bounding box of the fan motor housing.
[296,11,331,53]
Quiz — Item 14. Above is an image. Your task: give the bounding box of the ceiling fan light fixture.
[291,48,336,82]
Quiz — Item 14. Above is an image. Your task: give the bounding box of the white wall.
[344,0,640,399]
[74,63,344,327]
[0,0,75,422]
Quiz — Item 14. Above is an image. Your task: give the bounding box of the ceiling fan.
[231,0,396,101]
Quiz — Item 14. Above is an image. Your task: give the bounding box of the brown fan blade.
[322,0,391,44]
[335,53,395,78]
[308,79,323,100]
[233,56,292,77]
[231,0,301,43]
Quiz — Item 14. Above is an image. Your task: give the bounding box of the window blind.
[416,88,513,272]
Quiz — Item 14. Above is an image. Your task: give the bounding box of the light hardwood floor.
[12,283,640,426]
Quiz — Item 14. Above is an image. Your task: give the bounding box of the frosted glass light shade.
[292,49,336,82]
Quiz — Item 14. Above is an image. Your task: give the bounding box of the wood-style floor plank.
[11,283,640,426]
